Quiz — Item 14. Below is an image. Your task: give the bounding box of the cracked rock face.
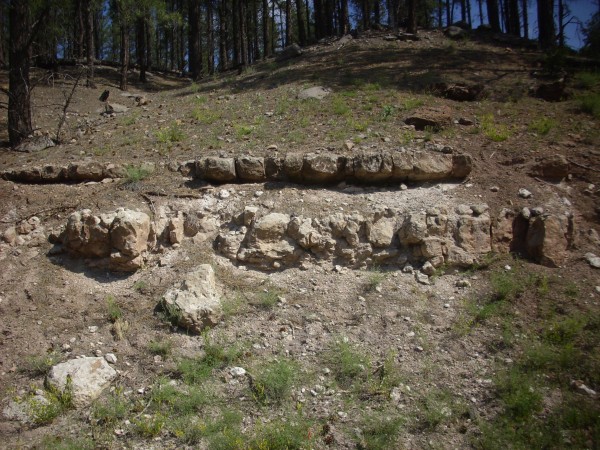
[62,208,155,271]
[160,264,222,334]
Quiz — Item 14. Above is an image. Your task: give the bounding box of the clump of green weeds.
[528,117,556,135]
[123,164,153,185]
[357,411,404,449]
[251,358,297,405]
[325,337,370,388]
[177,334,243,384]
[148,340,173,358]
[480,113,511,142]
[156,122,185,143]
[365,266,385,292]
[92,387,130,426]
[578,93,600,118]
[21,352,60,377]
[249,416,315,449]
[192,108,221,124]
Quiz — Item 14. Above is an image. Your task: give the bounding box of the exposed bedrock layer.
[181,150,472,185]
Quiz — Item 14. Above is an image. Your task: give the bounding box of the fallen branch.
[56,70,84,143]
[567,158,600,173]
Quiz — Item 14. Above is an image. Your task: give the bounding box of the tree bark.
[8,0,33,146]
[136,16,147,82]
[75,0,84,59]
[188,0,201,79]
[296,0,307,45]
[207,0,215,74]
[218,1,227,70]
[262,0,270,58]
[486,0,501,31]
[558,0,565,46]
[117,2,129,91]
[285,0,292,45]
[521,0,528,38]
[407,0,418,33]
[507,0,520,36]
[537,0,555,48]
[340,0,350,34]
[84,0,95,87]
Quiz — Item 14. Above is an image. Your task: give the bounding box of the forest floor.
[0,28,599,449]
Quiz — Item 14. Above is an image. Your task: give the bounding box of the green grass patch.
[579,93,600,118]
[92,387,130,426]
[325,338,370,388]
[480,113,511,142]
[249,417,315,450]
[177,335,243,384]
[251,358,297,405]
[234,124,254,138]
[357,412,404,449]
[192,108,221,124]
[156,122,185,143]
[148,339,173,358]
[20,352,60,377]
[106,295,122,323]
[332,95,351,116]
[124,164,153,184]
[574,71,600,89]
[400,96,424,111]
[528,117,556,135]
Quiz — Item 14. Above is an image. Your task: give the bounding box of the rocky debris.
[61,208,155,271]
[570,380,597,397]
[404,107,453,131]
[445,26,468,39]
[3,392,51,424]
[526,214,575,267]
[104,102,129,114]
[518,188,532,199]
[1,216,45,247]
[530,80,571,102]
[584,253,600,269]
[184,150,472,185]
[276,43,303,62]
[13,135,56,153]
[1,161,126,184]
[432,82,485,102]
[160,265,222,334]
[528,155,569,180]
[46,357,117,408]
[297,86,331,100]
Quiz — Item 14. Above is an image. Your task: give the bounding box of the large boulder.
[46,357,117,408]
[526,214,574,267]
[62,208,154,271]
[302,153,345,183]
[235,156,266,182]
[353,153,393,183]
[198,157,237,183]
[160,265,222,334]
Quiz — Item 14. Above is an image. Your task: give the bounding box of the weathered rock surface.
[46,357,117,408]
[160,265,222,333]
[404,107,453,131]
[184,150,472,185]
[13,135,56,153]
[1,161,126,183]
[528,155,569,180]
[297,86,331,100]
[62,208,155,271]
[526,214,574,267]
[276,43,303,61]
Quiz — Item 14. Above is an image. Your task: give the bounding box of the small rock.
[267,144,278,151]
[415,272,430,285]
[229,367,246,377]
[219,189,230,199]
[455,279,471,288]
[518,188,532,199]
[390,387,402,402]
[414,346,424,352]
[584,253,600,269]
[570,380,597,397]
[254,190,264,197]
[521,207,531,219]
[105,353,117,364]
[531,207,544,216]
[470,204,489,216]
[443,303,450,308]
[400,184,408,191]
[344,140,354,150]
[406,331,415,337]
[490,186,499,192]
[88,326,98,333]
[421,261,436,276]
[504,265,512,271]
[402,265,414,274]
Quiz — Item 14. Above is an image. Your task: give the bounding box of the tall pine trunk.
[285,0,292,45]
[521,0,529,38]
[262,0,271,58]
[207,0,215,74]
[486,0,501,31]
[407,0,417,33]
[296,0,307,45]
[8,0,33,146]
[136,17,147,82]
[537,0,555,48]
[84,0,95,87]
[188,0,201,79]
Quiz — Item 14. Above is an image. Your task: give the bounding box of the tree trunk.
[407,0,417,33]
[521,0,528,38]
[8,0,33,147]
[507,0,520,36]
[120,25,129,90]
[75,0,84,59]
[305,0,311,42]
[207,0,215,74]
[537,0,555,48]
[84,0,95,87]
[460,0,467,22]
[218,1,227,70]
[296,0,307,45]
[188,0,201,79]
[558,0,564,46]
[446,0,451,28]
[486,0,501,31]
[477,0,484,26]
[262,0,270,58]
[136,17,147,82]
[285,0,292,45]
[340,0,350,34]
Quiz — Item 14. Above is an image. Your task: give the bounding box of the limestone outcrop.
[182,150,472,185]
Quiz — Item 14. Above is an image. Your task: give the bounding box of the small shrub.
[495,370,542,420]
[251,359,297,405]
[257,288,282,309]
[326,338,369,387]
[106,295,122,323]
[156,122,185,143]
[364,82,381,92]
[357,412,404,449]
[579,93,600,118]
[133,280,148,293]
[528,117,556,135]
[39,436,95,450]
[133,414,165,438]
[192,108,221,124]
[417,389,464,430]
[564,281,579,298]
[401,97,424,111]
[221,294,245,319]
[480,113,511,142]
[148,340,172,358]
[332,96,351,116]
[234,124,254,138]
[177,335,242,384]
[92,388,130,426]
[250,417,314,450]
[124,164,153,184]
[366,267,385,292]
[159,300,183,326]
[21,352,60,376]
[381,105,395,120]
[574,71,600,89]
